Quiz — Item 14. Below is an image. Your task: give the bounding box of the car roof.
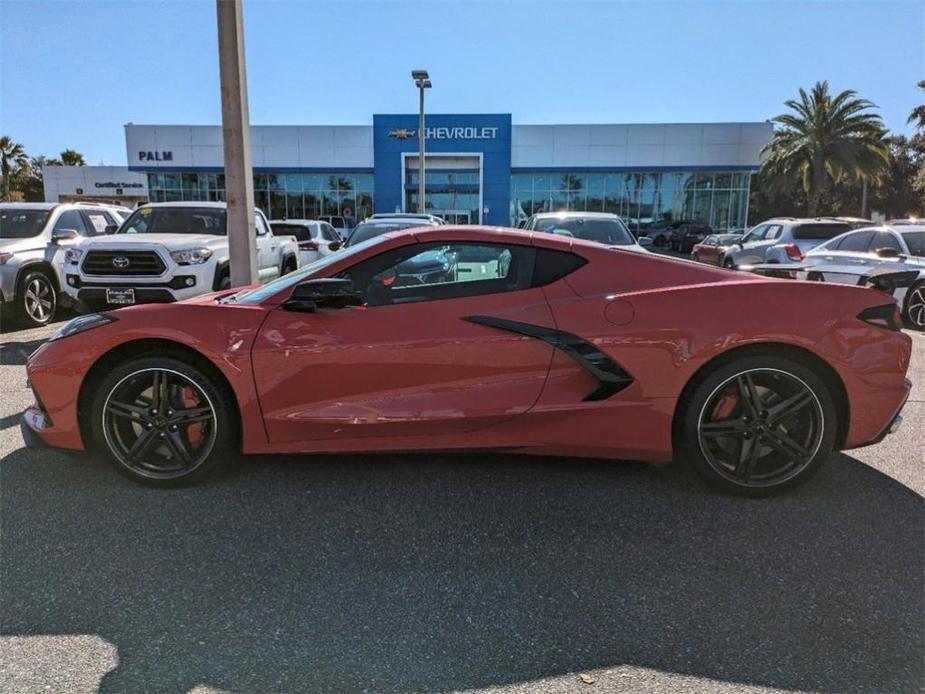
[531,211,623,219]
[0,202,59,209]
[359,217,440,225]
[137,201,228,209]
[270,219,319,225]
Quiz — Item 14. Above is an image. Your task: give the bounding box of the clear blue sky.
[1,0,922,165]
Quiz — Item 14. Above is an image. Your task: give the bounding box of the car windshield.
[900,231,924,257]
[534,217,634,246]
[347,221,420,246]
[119,207,227,235]
[791,223,851,240]
[0,209,51,238]
[230,235,389,304]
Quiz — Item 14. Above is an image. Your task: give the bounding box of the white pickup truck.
[62,202,299,312]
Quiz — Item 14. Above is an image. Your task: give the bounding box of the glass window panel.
[301,174,322,191]
[732,173,751,189]
[286,192,303,218]
[163,173,181,190]
[532,175,550,191]
[585,174,604,198]
[713,173,733,189]
[355,174,374,190]
[694,173,714,190]
[285,174,302,192]
[550,191,568,212]
[603,174,622,196]
[711,191,732,230]
[568,192,587,212]
[322,192,340,216]
[216,174,225,189]
[254,174,267,190]
[565,173,585,192]
[270,191,287,220]
[267,174,284,191]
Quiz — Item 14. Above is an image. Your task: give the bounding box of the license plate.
[106,288,135,305]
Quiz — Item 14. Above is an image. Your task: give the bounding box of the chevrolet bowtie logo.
[388,128,416,139]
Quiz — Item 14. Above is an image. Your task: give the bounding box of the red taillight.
[858,304,902,331]
[299,241,319,251]
[784,243,804,261]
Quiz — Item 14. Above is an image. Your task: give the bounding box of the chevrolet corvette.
[22,225,912,495]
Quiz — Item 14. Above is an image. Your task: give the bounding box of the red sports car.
[22,225,912,495]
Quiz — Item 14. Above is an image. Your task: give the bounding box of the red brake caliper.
[182,386,204,449]
[711,385,739,421]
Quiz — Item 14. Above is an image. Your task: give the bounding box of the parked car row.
[683,216,924,330]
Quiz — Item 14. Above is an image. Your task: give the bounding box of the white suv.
[0,202,125,327]
[62,202,299,313]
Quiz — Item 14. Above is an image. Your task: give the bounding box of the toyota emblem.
[112,256,130,269]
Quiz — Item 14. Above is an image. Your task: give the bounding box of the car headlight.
[50,313,118,341]
[170,247,213,265]
[65,248,84,264]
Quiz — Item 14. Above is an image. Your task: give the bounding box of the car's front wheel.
[16,269,57,328]
[678,354,837,496]
[90,356,236,486]
[723,257,736,269]
[904,282,925,330]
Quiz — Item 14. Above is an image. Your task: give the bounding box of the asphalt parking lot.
[0,311,922,694]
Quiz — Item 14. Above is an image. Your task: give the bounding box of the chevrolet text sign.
[424,126,498,140]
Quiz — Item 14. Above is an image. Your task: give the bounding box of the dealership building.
[50,115,773,231]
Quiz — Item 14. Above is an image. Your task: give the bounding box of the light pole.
[412,70,431,214]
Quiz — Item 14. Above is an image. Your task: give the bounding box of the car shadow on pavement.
[1,449,922,693]
[0,338,49,366]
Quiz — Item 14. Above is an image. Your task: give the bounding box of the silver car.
[523,212,652,253]
[0,202,123,327]
[723,218,852,268]
[803,224,925,329]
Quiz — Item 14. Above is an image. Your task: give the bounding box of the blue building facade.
[127,116,772,231]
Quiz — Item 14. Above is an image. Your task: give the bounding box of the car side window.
[838,231,875,252]
[81,210,111,236]
[53,210,89,236]
[321,224,339,242]
[340,242,535,307]
[765,224,783,240]
[872,231,902,252]
[742,225,767,243]
[255,213,271,236]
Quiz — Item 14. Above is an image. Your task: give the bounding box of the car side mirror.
[51,228,79,243]
[104,224,119,235]
[638,236,653,247]
[283,278,362,312]
[329,241,342,252]
[874,247,902,259]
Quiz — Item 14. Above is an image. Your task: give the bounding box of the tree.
[60,148,86,166]
[870,135,925,218]
[760,81,890,216]
[0,136,29,202]
[909,80,925,131]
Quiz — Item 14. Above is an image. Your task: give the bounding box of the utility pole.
[216,0,257,287]
[412,70,431,214]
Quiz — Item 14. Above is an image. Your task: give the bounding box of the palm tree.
[761,81,889,216]
[909,80,925,131]
[1,136,29,201]
[60,148,86,166]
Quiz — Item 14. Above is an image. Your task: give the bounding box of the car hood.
[76,233,227,248]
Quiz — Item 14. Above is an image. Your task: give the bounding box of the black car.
[671,223,714,253]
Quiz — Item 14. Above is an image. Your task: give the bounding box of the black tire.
[16,269,57,328]
[654,235,668,248]
[282,256,297,275]
[723,257,736,269]
[902,282,925,331]
[90,356,236,487]
[217,272,231,291]
[678,354,837,497]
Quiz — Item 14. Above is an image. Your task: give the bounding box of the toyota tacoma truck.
[62,202,299,312]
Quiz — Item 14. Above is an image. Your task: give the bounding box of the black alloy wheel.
[680,355,837,496]
[91,357,234,486]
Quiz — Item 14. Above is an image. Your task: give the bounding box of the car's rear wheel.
[90,356,235,487]
[16,270,57,328]
[903,282,924,330]
[679,355,837,496]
